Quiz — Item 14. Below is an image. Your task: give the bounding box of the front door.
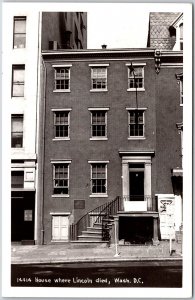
[129,165,144,201]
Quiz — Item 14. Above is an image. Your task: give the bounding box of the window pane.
[14,19,26,33]
[13,69,25,82]
[11,171,24,188]
[14,18,26,48]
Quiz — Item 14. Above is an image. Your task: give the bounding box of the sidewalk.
[11,241,182,264]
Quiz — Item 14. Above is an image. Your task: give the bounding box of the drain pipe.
[40,58,47,245]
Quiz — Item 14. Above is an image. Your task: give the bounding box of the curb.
[11,256,183,265]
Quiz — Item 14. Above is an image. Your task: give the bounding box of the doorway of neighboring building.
[11,191,35,242]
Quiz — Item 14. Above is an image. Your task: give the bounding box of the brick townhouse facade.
[37,48,183,245]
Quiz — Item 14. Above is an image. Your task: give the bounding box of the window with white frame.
[128,110,145,138]
[53,163,69,195]
[128,66,144,89]
[11,114,23,148]
[54,67,70,91]
[91,67,107,90]
[13,17,26,49]
[12,65,25,97]
[91,111,107,138]
[53,111,70,138]
[91,163,107,194]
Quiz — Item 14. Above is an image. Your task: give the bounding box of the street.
[12,260,182,288]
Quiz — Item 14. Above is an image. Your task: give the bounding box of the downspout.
[41,58,47,245]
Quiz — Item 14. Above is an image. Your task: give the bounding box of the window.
[128,66,144,89]
[91,111,107,138]
[53,110,70,139]
[12,65,25,97]
[53,163,69,195]
[11,115,23,148]
[54,67,70,91]
[13,17,26,48]
[128,110,145,138]
[91,67,107,90]
[179,23,183,50]
[91,163,107,194]
[52,215,69,240]
[11,171,24,188]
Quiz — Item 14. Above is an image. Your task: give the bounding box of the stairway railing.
[70,196,122,241]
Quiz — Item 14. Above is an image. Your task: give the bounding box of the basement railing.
[70,196,122,241]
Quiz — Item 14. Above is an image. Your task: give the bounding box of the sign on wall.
[158,196,175,239]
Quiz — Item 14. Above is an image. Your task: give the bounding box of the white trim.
[53,89,71,93]
[89,194,108,198]
[119,151,155,156]
[51,108,72,111]
[90,89,108,92]
[126,107,147,110]
[128,137,146,140]
[88,160,109,163]
[89,63,109,67]
[51,194,70,198]
[90,137,108,141]
[51,160,72,164]
[126,63,146,66]
[52,138,70,141]
[88,107,109,111]
[50,212,71,215]
[52,64,72,68]
[127,88,145,92]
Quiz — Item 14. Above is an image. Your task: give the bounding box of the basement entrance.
[119,216,153,244]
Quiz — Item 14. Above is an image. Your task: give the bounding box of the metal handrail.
[70,196,121,240]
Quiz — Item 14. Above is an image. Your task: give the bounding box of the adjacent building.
[3,8,87,244]
[147,12,183,50]
[38,48,183,245]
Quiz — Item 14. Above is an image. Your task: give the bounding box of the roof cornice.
[42,48,156,60]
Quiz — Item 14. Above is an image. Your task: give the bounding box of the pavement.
[11,240,182,264]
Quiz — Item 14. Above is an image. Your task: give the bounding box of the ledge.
[90,137,108,141]
[89,194,108,198]
[53,90,70,93]
[52,194,70,198]
[90,89,108,92]
[52,138,70,141]
[128,137,145,140]
[127,88,145,92]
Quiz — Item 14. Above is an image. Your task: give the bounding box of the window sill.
[180,104,183,107]
[128,137,145,140]
[53,89,70,93]
[52,194,70,198]
[90,89,108,92]
[90,194,108,198]
[53,138,70,141]
[90,137,108,141]
[127,88,145,92]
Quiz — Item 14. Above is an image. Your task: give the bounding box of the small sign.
[24,210,33,221]
[74,200,85,209]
